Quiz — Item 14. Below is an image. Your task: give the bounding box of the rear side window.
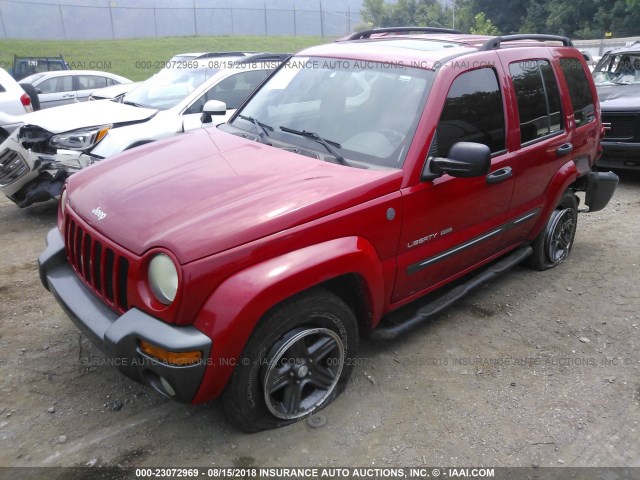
[436,68,506,157]
[509,60,564,144]
[77,75,109,90]
[560,58,595,127]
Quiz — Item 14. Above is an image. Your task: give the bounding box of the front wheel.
[527,190,578,270]
[222,289,358,432]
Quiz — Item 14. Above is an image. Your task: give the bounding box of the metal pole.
[154,7,158,37]
[193,0,198,36]
[0,8,8,39]
[59,3,67,40]
[109,3,115,40]
[264,0,268,35]
[452,0,455,30]
[319,0,324,38]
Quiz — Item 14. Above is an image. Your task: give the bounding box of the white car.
[0,67,33,143]
[20,70,132,109]
[0,52,287,207]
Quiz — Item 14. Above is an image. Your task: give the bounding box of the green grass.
[0,36,328,81]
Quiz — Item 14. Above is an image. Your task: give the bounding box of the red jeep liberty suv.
[39,28,618,431]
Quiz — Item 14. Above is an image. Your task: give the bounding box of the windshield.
[593,52,640,85]
[231,57,434,168]
[123,61,219,110]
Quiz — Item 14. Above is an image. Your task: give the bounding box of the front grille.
[0,150,28,186]
[602,114,637,140]
[65,216,129,312]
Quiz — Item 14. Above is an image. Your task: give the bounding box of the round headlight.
[148,254,178,305]
[60,189,67,217]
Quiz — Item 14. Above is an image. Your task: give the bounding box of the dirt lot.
[0,173,639,470]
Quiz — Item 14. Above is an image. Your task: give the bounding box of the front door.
[393,64,516,303]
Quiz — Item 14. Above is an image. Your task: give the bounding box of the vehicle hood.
[23,100,157,133]
[66,128,402,264]
[597,84,640,111]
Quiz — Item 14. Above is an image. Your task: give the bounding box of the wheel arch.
[190,236,385,403]
[527,159,580,241]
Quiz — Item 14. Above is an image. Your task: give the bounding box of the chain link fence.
[0,0,364,40]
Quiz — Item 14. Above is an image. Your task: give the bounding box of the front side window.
[184,69,270,114]
[509,59,563,143]
[38,75,72,93]
[560,58,595,127]
[436,68,506,157]
[231,57,434,168]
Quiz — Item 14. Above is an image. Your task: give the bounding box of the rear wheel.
[223,289,358,432]
[527,190,578,270]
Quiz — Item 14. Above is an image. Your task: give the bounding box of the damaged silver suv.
[0,52,286,207]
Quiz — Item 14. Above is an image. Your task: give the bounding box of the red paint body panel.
[190,236,387,402]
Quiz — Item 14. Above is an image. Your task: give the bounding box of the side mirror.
[201,100,227,123]
[422,142,491,180]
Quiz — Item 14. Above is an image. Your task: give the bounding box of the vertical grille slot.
[63,214,130,313]
[104,249,115,302]
[92,242,102,292]
[74,228,84,272]
[82,234,92,281]
[117,257,129,311]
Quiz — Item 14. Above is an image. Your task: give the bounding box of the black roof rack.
[237,52,291,64]
[480,34,573,51]
[193,52,256,59]
[342,26,461,41]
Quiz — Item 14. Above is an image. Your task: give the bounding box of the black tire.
[222,289,358,432]
[19,83,40,111]
[527,190,578,271]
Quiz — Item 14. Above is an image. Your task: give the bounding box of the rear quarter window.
[509,59,563,144]
[559,58,595,127]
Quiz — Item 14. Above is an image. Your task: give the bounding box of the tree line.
[361,0,640,38]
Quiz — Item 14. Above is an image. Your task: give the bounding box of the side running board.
[369,246,533,341]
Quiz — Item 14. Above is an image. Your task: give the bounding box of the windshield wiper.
[279,126,347,165]
[122,100,144,107]
[238,114,273,144]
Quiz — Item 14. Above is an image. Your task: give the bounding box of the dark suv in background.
[593,43,640,170]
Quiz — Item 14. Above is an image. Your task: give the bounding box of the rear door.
[393,57,517,303]
[495,50,588,246]
[75,75,111,102]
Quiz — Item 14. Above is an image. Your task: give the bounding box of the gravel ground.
[0,172,638,471]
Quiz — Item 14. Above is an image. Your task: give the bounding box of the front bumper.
[38,228,212,403]
[598,142,640,170]
[0,131,98,207]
